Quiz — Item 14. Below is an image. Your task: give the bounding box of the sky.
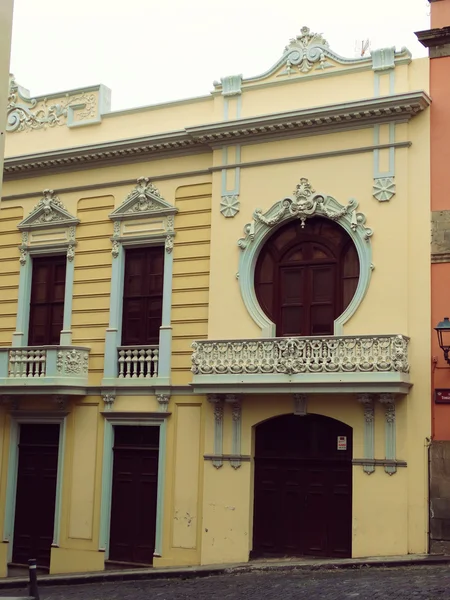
[9,0,431,112]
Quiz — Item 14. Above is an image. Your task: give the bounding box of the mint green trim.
[3,415,66,561]
[373,124,395,179]
[60,256,75,345]
[158,249,174,379]
[12,257,32,347]
[103,243,125,378]
[192,371,411,395]
[98,416,167,558]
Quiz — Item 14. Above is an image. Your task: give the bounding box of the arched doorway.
[255,217,359,336]
[252,413,353,558]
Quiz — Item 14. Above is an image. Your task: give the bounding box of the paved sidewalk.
[0,553,449,590]
[2,564,450,600]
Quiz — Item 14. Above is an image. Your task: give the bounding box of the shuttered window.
[28,256,66,346]
[121,246,164,346]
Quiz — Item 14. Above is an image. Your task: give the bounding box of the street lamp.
[435,317,450,365]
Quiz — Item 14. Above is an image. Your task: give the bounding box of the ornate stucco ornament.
[283,26,331,74]
[7,75,96,133]
[238,177,373,250]
[123,177,163,214]
[220,195,240,218]
[373,177,396,202]
[32,189,67,224]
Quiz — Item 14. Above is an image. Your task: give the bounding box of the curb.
[0,556,450,590]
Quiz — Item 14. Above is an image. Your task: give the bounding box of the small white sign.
[337,435,347,451]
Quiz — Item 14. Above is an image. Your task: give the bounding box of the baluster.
[25,349,32,377]
[40,350,46,377]
[145,349,152,378]
[131,349,138,378]
[118,350,125,378]
[9,350,16,377]
[138,349,145,378]
[124,349,131,378]
[33,350,40,378]
[18,350,26,377]
[152,348,159,378]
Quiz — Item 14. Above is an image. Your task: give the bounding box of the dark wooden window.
[255,217,360,337]
[28,256,66,346]
[122,246,164,346]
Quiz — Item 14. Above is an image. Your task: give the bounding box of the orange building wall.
[430,1,450,439]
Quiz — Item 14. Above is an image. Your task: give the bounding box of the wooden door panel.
[253,415,352,560]
[109,427,159,565]
[12,425,59,568]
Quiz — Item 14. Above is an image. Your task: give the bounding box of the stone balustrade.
[118,346,159,379]
[0,346,90,382]
[191,335,410,376]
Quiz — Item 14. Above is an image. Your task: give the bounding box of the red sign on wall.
[435,389,450,404]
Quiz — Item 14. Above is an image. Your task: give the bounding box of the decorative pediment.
[18,189,79,230]
[213,26,412,93]
[109,177,177,221]
[238,177,373,251]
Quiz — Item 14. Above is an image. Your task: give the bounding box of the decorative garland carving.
[56,349,89,375]
[192,335,409,376]
[238,177,373,251]
[7,76,96,133]
[283,26,331,74]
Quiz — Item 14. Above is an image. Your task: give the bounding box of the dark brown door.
[12,424,60,568]
[28,256,66,346]
[109,426,159,565]
[252,414,352,558]
[122,247,164,346]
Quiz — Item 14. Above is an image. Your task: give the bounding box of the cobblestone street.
[2,566,450,600]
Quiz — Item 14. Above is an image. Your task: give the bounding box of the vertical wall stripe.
[60,256,75,346]
[208,396,224,468]
[358,394,375,475]
[379,394,397,475]
[158,249,174,380]
[12,257,32,347]
[98,419,114,551]
[103,243,125,379]
[155,419,167,556]
[226,395,242,469]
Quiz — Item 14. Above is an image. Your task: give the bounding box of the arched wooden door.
[252,414,353,558]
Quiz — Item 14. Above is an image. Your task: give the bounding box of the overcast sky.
[10,0,430,112]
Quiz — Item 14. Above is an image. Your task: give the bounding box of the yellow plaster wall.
[0,206,22,346]
[72,196,115,386]
[172,183,212,386]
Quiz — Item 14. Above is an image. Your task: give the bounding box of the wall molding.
[4,92,429,180]
[208,395,225,469]
[379,393,397,475]
[358,393,375,474]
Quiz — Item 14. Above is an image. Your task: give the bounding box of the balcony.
[191,335,411,395]
[118,346,159,379]
[0,346,90,394]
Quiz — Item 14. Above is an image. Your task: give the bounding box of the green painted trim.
[3,415,66,561]
[373,124,395,179]
[358,395,375,475]
[98,416,167,558]
[103,243,125,378]
[380,396,397,475]
[12,257,32,347]
[158,249,174,379]
[60,255,75,345]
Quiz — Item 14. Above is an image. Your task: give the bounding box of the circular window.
[255,217,359,337]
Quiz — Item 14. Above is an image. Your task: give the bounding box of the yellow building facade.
[0,28,431,576]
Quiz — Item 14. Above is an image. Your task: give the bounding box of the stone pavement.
[2,565,450,599]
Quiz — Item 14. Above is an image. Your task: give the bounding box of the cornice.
[416,26,450,48]
[3,92,430,181]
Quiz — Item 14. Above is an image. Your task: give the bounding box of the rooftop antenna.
[354,39,371,58]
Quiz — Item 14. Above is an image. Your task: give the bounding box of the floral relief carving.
[7,76,96,133]
[19,248,27,266]
[238,177,373,250]
[56,349,89,375]
[283,26,333,74]
[102,393,115,410]
[156,394,170,412]
[31,190,67,224]
[192,335,409,376]
[373,177,396,202]
[165,235,174,254]
[220,195,240,218]
[111,239,120,259]
[66,244,75,262]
